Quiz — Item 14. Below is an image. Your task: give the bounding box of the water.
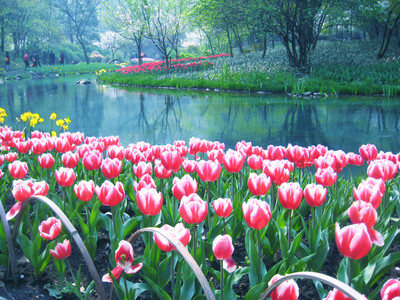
[1,76,400,153]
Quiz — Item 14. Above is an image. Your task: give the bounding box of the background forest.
[1,0,400,70]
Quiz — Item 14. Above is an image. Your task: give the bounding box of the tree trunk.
[204,31,215,55]
[0,16,4,53]
[226,27,233,57]
[78,37,90,64]
[261,34,267,59]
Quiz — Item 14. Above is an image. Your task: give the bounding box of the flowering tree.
[103,0,146,64]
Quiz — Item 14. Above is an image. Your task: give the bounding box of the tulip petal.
[368,227,384,247]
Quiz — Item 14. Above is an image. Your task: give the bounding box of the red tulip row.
[1,124,400,299]
[114,53,230,75]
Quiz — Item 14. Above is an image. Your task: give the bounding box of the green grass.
[99,40,400,97]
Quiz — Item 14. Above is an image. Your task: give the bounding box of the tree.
[261,0,335,70]
[104,0,146,64]
[142,0,189,65]
[51,0,101,64]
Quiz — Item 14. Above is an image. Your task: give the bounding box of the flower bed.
[0,109,400,299]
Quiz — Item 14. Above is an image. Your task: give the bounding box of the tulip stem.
[231,174,235,204]
[192,224,197,262]
[171,251,175,297]
[288,209,292,247]
[223,217,226,235]
[85,202,91,233]
[271,184,275,212]
[220,259,224,300]
[62,187,67,214]
[111,206,117,240]
[348,257,353,286]
[122,272,129,297]
[257,229,262,283]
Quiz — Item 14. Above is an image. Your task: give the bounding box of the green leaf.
[142,274,172,300]
[122,218,139,239]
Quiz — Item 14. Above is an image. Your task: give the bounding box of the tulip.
[323,288,359,300]
[82,150,103,171]
[182,159,197,173]
[38,153,55,169]
[172,174,198,201]
[8,160,29,179]
[359,143,378,162]
[266,145,286,160]
[315,167,337,187]
[132,161,152,179]
[222,149,246,173]
[179,193,208,224]
[6,202,23,221]
[136,187,163,216]
[213,234,234,260]
[223,257,237,273]
[153,223,191,252]
[278,182,303,210]
[154,160,173,179]
[196,160,221,182]
[15,141,31,154]
[285,144,307,165]
[77,144,93,159]
[367,159,397,182]
[107,145,125,161]
[102,240,143,282]
[54,137,71,153]
[335,223,372,260]
[0,154,4,166]
[381,279,400,300]
[268,274,299,300]
[61,151,80,168]
[74,180,95,202]
[207,149,225,164]
[55,167,76,187]
[96,181,125,207]
[346,152,364,166]
[12,180,33,202]
[242,198,271,230]
[101,157,122,179]
[50,239,72,260]
[5,152,18,162]
[39,217,62,240]
[263,160,291,185]
[248,173,271,196]
[304,183,327,207]
[31,138,48,155]
[353,178,384,209]
[348,200,378,228]
[160,150,181,173]
[247,154,264,170]
[133,174,156,192]
[212,198,233,218]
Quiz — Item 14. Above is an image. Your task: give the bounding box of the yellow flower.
[32,113,40,120]
[51,131,57,137]
[62,124,69,131]
[38,118,44,123]
[50,113,57,120]
[0,117,4,124]
[56,119,65,126]
[64,117,71,124]
[30,118,38,127]
[21,114,28,122]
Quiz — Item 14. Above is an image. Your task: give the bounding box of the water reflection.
[1,77,400,153]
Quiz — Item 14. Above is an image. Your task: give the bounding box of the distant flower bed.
[115,54,231,75]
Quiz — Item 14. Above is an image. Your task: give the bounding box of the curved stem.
[220,260,224,300]
[257,229,262,283]
[260,271,365,300]
[11,196,107,299]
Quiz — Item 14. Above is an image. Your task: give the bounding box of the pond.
[1,76,400,153]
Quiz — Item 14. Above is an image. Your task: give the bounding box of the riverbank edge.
[98,73,398,98]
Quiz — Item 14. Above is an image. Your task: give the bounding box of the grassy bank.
[0,63,119,80]
[99,40,400,97]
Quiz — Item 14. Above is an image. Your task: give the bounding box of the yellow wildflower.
[51,131,57,137]
[38,118,44,123]
[0,117,4,124]
[50,113,57,120]
[30,118,38,127]
[64,117,71,124]
[62,124,69,131]
[56,119,65,126]
[32,113,40,120]
[21,114,28,122]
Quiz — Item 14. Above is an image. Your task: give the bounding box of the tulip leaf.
[180,272,196,300]
[336,257,349,285]
[157,255,172,288]
[122,218,139,239]
[224,266,249,298]
[89,200,101,229]
[142,274,172,300]
[359,252,400,287]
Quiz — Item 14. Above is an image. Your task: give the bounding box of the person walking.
[59,51,64,65]
[49,50,55,65]
[4,51,11,71]
[23,53,29,69]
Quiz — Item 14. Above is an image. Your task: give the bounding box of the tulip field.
[0,109,400,300]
